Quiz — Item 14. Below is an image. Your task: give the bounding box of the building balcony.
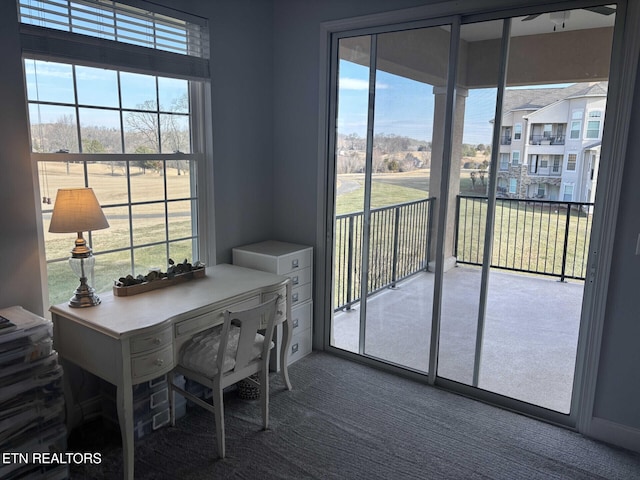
[529,134,566,145]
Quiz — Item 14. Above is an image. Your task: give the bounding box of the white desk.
[50,264,292,480]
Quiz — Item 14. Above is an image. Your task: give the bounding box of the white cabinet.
[233,240,313,366]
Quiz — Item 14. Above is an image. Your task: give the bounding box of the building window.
[543,124,552,139]
[514,123,522,140]
[20,0,210,307]
[537,183,546,198]
[570,111,582,139]
[563,184,574,202]
[567,154,577,171]
[552,156,562,174]
[509,178,517,194]
[586,111,602,139]
[512,151,520,166]
[500,153,509,170]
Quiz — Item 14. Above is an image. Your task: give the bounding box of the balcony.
[500,135,512,145]
[529,134,566,145]
[332,196,593,413]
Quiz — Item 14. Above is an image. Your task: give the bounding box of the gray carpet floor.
[70,352,640,479]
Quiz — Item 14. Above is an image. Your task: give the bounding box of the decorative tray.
[113,260,205,297]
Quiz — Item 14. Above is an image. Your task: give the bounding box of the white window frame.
[563,184,574,202]
[570,110,583,139]
[509,178,517,194]
[514,123,522,140]
[567,153,577,171]
[511,150,520,166]
[586,110,602,139]
[20,0,213,307]
[499,153,509,170]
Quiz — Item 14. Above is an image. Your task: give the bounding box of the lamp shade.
[49,188,110,233]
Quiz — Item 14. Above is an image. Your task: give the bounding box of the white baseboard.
[588,417,640,453]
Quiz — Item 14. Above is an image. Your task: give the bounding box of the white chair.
[169,295,280,458]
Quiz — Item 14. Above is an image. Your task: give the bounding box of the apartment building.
[497,82,607,203]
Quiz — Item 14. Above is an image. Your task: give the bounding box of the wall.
[157,0,276,264]
[0,1,46,316]
[593,51,640,436]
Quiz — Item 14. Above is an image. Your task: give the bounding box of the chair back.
[217,295,279,375]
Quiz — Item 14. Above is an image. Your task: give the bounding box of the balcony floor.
[331,266,584,413]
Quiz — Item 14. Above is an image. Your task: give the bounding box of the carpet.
[69,352,640,479]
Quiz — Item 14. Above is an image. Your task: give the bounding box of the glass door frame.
[318,0,638,431]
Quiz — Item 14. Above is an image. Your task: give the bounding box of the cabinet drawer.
[131,345,173,380]
[277,248,312,275]
[175,296,260,337]
[130,326,172,355]
[290,300,312,334]
[288,327,312,365]
[291,283,312,306]
[285,267,311,289]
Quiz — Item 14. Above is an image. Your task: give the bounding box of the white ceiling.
[460,6,616,42]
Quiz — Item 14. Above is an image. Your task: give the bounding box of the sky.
[336,60,573,146]
[24,59,188,130]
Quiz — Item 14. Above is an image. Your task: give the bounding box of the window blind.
[18,0,209,59]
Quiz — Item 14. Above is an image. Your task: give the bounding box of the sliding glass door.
[331,23,450,372]
[329,3,617,419]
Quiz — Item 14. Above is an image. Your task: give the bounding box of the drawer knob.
[292,275,299,285]
[292,293,299,303]
[153,338,162,345]
[277,309,283,315]
[291,259,299,269]
[291,343,299,354]
[293,318,299,329]
[155,358,164,367]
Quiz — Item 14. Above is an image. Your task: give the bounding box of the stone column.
[429,85,469,271]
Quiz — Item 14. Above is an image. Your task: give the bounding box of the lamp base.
[69,283,101,308]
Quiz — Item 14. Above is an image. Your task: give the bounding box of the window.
[500,153,509,170]
[509,178,517,194]
[18,0,209,58]
[543,124,552,138]
[514,123,522,140]
[570,111,582,139]
[567,154,577,171]
[563,184,574,202]
[537,183,546,198]
[586,111,602,139]
[512,151,520,166]
[552,156,562,174]
[20,0,211,307]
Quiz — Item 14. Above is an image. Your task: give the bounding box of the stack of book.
[0,306,67,480]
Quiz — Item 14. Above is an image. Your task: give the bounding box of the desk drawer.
[130,326,172,355]
[132,345,173,380]
[174,296,260,337]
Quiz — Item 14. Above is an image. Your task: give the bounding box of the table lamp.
[49,188,110,308]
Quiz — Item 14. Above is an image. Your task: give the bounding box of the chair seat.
[179,325,273,378]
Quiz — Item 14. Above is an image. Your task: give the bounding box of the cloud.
[340,78,389,90]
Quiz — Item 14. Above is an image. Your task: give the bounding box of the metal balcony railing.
[529,134,566,145]
[455,196,593,281]
[333,195,593,311]
[334,198,434,311]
